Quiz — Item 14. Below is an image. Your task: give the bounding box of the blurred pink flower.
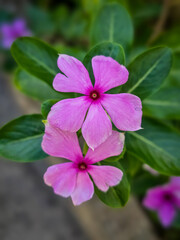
[143,177,180,227]
[42,123,124,206]
[0,18,31,48]
[48,54,142,150]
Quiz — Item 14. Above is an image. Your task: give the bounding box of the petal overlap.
[44,162,77,197]
[86,131,124,163]
[82,103,112,150]
[41,123,82,161]
[71,171,94,206]
[48,96,91,132]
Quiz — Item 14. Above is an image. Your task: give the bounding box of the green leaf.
[166,51,180,87]
[126,118,180,176]
[11,37,59,85]
[83,41,125,84]
[143,87,180,119]
[91,3,133,50]
[120,151,142,177]
[121,47,172,100]
[95,161,130,208]
[41,99,59,119]
[0,114,47,162]
[14,68,65,102]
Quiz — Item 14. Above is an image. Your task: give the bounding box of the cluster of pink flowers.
[42,54,143,205]
[0,18,31,49]
[143,177,180,227]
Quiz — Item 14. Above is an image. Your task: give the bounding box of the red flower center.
[90,90,100,100]
[78,162,87,170]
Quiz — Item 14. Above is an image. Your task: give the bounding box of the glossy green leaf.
[91,3,133,50]
[11,37,59,85]
[143,87,180,119]
[166,51,180,87]
[121,47,172,100]
[41,99,59,119]
[14,69,64,102]
[120,152,142,177]
[83,41,125,84]
[126,118,180,176]
[95,161,130,208]
[0,114,47,162]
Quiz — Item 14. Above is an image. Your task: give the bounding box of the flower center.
[78,162,87,171]
[90,90,100,100]
[163,193,173,202]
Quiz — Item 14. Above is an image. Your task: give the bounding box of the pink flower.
[143,177,180,227]
[0,18,31,49]
[47,55,142,150]
[42,123,124,206]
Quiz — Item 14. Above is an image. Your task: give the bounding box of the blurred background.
[0,0,180,239]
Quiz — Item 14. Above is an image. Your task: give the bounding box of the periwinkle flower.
[42,123,124,205]
[48,55,142,150]
[143,177,180,227]
[0,18,31,49]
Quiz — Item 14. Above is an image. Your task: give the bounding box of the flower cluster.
[0,18,31,49]
[42,54,143,205]
[143,177,180,227]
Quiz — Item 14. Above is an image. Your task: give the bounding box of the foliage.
[1,0,180,215]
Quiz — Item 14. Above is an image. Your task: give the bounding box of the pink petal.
[86,131,125,163]
[13,19,26,32]
[102,93,142,131]
[82,103,112,150]
[41,123,82,161]
[71,171,94,206]
[143,187,166,210]
[54,54,93,94]
[158,203,176,227]
[44,162,77,197]
[88,165,123,192]
[47,96,91,132]
[170,177,180,185]
[92,56,129,93]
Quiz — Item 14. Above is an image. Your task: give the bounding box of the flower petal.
[44,162,77,198]
[102,93,142,131]
[54,54,93,94]
[13,19,26,32]
[158,203,176,227]
[86,131,124,163]
[41,123,82,161]
[92,56,129,92]
[88,165,123,192]
[143,187,166,210]
[71,171,94,206]
[82,103,112,150]
[170,177,180,186]
[48,96,91,132]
